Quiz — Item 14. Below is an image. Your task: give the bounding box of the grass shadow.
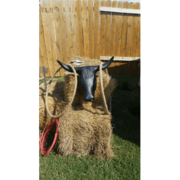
[111,74,140,146]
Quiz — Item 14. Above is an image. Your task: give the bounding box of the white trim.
[100,56,140,62]
[99,7,141,15]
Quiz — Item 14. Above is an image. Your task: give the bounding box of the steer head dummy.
[57,56,114,102]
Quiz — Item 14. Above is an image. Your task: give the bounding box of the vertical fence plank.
[88,0,94,59]
[53,0,63,76]
[57,0,67,75]
[108,0,118,74]
[115,1,123,74]
[125,2,134,57]
[64,0,73,60]
[99,0,106,57]
[82,0,89,58]
[41,1,55,76]
[94,0,100,59]
[136,3,141,58]
[110,1,117,56]
[136,4,141,74]
[37,5,43,76]
[70,0,79,57]
[115,1,123,56]
[39,2,50,76]
[76,0,84,57]
[119,1,129,73]
[104,0,111,57]
[47,0,59,76]
[131,2,140,57]
[125,2,134,72]
[131,2,140,74]
[52,0,62,76]
[120,1,128,57]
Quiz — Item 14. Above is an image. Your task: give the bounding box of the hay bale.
[39,57,117,159]
[56,103,114,159]
[39,81,67,129]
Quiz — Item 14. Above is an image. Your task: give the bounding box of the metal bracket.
[43,66,47,91]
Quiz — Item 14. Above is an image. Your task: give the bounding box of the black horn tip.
[110,56,114,60]
[101,56,115,70]
[56,60,73,72]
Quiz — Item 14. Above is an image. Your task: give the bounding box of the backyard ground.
[39,74,140,180]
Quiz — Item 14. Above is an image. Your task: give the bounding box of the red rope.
[39,117,61,156]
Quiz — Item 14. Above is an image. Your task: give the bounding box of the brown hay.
[39,57,117,159]
[56,104,114,159]
[39,81,67,129]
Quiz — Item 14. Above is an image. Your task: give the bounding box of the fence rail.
[39,0,141,77]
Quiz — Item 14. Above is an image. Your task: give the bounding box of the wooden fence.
[39,0,141,77]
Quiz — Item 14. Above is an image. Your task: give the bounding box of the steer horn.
[57,60,74,72]
[101,56,114,70]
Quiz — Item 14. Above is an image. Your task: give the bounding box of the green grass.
[39,77,65,85]
[39,74,140,180]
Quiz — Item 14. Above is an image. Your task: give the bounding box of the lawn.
[39,74,140,180]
